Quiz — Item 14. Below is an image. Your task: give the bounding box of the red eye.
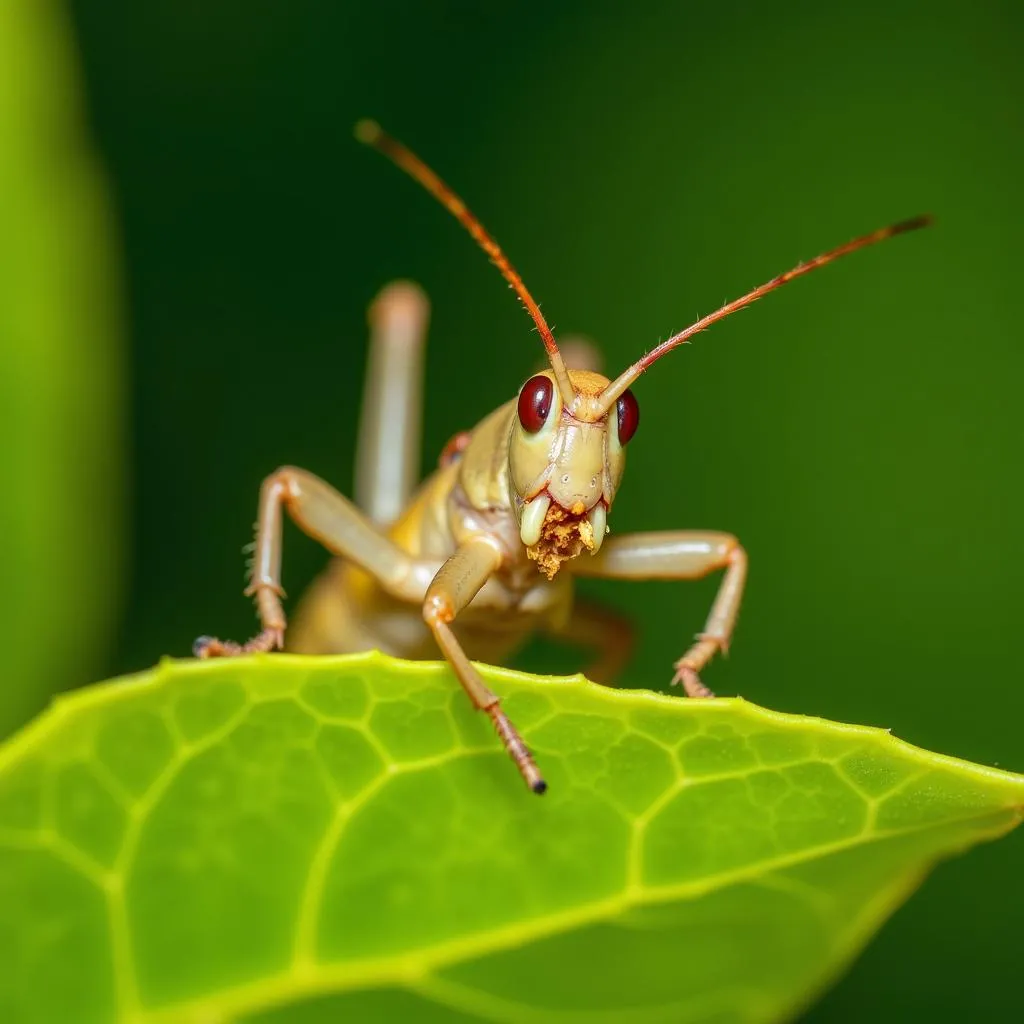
[517,375,554,433]
[616,389,640,445]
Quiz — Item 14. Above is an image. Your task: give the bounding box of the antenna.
[598,215,933,411]
[356,120,575,404]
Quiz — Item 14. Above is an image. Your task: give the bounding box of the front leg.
[194,466,441,656]
[572,531,747,698]
[423,539,547,794]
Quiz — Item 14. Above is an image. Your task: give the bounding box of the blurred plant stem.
[0,0,125,735]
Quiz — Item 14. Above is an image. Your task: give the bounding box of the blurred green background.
[4,0,1022,1019]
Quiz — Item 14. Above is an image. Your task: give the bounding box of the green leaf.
[0,654,1020,1024]
[0,0,126,736]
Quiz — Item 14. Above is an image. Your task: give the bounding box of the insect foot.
[671,664,716,699]
[193,627,285,658]
[671,634,725,698]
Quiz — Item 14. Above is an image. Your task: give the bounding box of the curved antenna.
[598,215,933,412]
[355,120,575,404]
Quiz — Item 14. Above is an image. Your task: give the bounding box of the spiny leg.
[546,597,634,686]
[354,281,430,526]
[195,466,440,656]
[573,531,747,697]
[423,539,547,794]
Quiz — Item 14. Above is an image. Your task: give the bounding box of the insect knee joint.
[422,594,454,627]
[726,539,747,566]
[264,467,303,505]
[714,534,745,567]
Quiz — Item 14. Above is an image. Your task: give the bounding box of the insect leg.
[546,598,634,686]
[423,538,547,794]
[572,531,747,698]
[195,466,441,656]
[354,281,430,526]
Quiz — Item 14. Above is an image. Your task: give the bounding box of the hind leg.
[354,281,430,526]
[287,281,430,654]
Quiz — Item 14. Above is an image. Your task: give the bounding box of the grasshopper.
[196,120,929,794]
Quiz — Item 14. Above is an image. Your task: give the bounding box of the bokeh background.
[2,0,1022,1020]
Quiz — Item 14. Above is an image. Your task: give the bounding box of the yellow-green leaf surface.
[0,0,125,736]
[0,654,1020,1024]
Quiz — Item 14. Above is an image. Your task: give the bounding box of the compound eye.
[517,375,554,433]
[616,389,640,445]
